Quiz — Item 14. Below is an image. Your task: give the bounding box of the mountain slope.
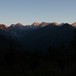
[0,22,76,53]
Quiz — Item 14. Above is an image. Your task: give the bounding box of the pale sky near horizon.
[0,0,76,26]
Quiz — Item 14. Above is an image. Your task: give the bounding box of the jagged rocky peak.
[10,24,15,27]
[15,23,24,26]
[58,23,71,26]
[32,22,39,26]
[71,22,76,26]
[59,23,75,29]
[9,23,24,29]
[59,23,65,26]
[63,23,71,26]
[40,22,47,27]
[0,24,7,30]
[11,23,23,27]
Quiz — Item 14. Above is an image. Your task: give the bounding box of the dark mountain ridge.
[0,22,76,75]
[0,22,76,52]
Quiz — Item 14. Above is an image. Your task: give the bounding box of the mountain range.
[0,22,76,53]
[0,22,76,75]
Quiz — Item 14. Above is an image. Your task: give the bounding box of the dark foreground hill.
[0,22,76,76]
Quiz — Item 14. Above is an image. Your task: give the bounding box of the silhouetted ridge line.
[0,22,76,29]
[0,22,76,75]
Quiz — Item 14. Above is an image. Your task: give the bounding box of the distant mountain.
[0,22,76,53]
[71,22,76,27]
[39,22,48,27]
[32,22,39,26]
[8,23,24,30]
[0,24,7,30]
[22,23,75,51]
[0,22,76,75]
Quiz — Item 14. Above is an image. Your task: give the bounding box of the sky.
[0,0,76,26]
